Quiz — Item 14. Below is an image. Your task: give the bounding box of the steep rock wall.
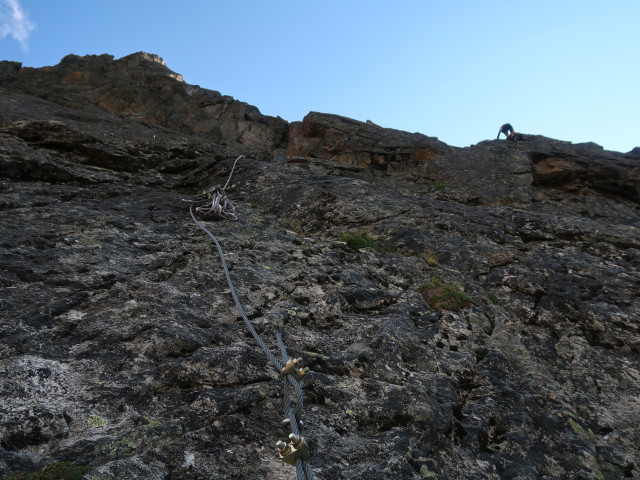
[1,54,639,480]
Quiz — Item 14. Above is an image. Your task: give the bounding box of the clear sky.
[1,0,638,153]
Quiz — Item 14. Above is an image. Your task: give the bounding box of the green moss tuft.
[419,278,472,311]
[339,231,381,252]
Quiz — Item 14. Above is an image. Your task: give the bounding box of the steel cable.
[277,332,315,480]
[188,155,317,479]
[277,332,305,419]
[190,204,315,479]
[189,204,283,372]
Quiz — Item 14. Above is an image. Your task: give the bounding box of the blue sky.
[1,0,638,153]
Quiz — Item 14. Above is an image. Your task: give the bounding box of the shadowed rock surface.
[1,53,639,480]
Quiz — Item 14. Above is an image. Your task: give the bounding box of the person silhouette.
[497,123,516,140]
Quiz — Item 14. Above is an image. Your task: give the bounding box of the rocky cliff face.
[0,53,288,149]
[286,112,451,171]
[1,53,639,480]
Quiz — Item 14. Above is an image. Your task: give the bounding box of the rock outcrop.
[0,53,639,480]
[286,112,451,171]
[0,53,288,149]
[421,135,640,215]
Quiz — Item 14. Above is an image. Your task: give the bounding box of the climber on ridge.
[497,123,516,140]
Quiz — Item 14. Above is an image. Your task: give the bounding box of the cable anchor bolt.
[276,434,310,466]
[281,358,308,379]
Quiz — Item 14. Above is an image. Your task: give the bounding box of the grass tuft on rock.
[419,278,472,311]
[340,231,382,252]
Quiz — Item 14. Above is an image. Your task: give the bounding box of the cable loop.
[189,155,245,220]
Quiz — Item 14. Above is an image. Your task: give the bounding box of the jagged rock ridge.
[0,53,639,480]
[0,52,289,148]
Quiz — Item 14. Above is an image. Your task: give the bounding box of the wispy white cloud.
[0,0,35,52]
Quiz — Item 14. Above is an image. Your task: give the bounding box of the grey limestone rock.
[0,53,638,480]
